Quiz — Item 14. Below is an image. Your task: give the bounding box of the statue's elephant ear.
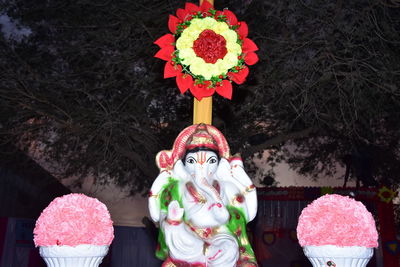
[173,160,190,182]
[230,157,253,187]
[215,158,231,181]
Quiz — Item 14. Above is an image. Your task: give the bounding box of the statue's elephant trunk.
[191,163,230,225]
[192,163,222,203]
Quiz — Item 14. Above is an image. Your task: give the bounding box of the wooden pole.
[193,96,212,125]
[193,0,214,125]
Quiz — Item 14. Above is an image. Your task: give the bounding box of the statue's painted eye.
[207,157,217,164]
[186,157,196,164]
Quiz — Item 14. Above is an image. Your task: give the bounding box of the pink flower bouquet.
[34,193,114,267]
[297,194,378,267]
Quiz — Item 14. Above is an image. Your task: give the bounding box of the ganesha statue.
[148,124,258,267]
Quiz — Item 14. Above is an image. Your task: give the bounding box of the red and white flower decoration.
[154,0,259,100]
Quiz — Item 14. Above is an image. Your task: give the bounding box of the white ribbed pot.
[39,244,109,267]
[303,245,373,267]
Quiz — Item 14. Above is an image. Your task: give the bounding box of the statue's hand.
[167,200,184,222]
[210,202,230,225]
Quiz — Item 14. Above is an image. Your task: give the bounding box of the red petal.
[185,3,200,13]
[168,15,180,34]
[154,46,175,61]
[164,62,182,78]
[216,80,233,99]
[200,0,214,12]
[190,81,214,101]
[154,34,175,48]
[176,73,193,94]
[237,22,248,39]
[244,52,259,65]
[228,66,249,84]
[176,8,189,21]
[223,9,238,26]
[242,38,258,52]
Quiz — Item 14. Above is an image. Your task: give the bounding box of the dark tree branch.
[241,127,316,158]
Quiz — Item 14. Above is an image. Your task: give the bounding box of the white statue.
[149,124,258,267]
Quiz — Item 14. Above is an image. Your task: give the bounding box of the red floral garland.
[154,0,259,100]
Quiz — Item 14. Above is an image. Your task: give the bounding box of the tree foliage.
[1,0,399,193]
